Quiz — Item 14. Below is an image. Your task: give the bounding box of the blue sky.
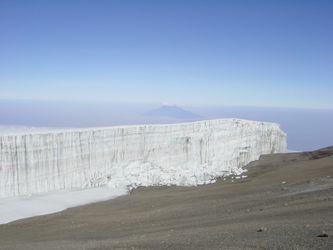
[1,0,332,108]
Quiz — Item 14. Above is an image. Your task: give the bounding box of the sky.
[0,0,332,108]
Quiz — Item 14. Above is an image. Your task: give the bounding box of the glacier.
[0,118,287,199]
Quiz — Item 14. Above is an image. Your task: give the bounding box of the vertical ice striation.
[0,119,286,198]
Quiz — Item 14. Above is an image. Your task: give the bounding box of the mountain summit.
[144,105,202,120]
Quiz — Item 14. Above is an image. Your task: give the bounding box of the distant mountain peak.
[144,105,202,120]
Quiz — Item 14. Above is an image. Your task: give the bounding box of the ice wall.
[0,119,286,198]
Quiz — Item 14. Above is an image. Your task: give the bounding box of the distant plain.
[0,99,332,151]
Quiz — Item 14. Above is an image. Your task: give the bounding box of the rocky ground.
[0,147,332,250]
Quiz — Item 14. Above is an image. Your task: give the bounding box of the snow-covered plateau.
[0,119,287,199]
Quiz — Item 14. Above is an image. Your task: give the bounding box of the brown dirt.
[0,147,333,250]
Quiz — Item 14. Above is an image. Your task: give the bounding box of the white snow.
[0,118,287,223]
[0,186,127,224]
[0,118,287,199]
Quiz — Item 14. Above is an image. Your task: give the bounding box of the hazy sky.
[1,0,332,108]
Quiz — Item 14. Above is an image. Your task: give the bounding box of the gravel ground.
[0,147,332,250]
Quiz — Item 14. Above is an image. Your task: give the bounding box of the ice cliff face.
[0,119,286,198]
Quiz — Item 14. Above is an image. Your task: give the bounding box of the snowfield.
[0,186,127,224]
